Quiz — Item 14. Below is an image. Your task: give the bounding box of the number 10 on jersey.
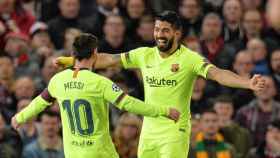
[62,99,94,136]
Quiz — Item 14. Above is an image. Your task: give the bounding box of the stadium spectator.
[35,56,58,93]
[47,0,94,49]
[149,0,178,14]
[189,109,237,158]
[29,22,54,67]
[191,77,209,114]
[94,0,120,38]
[29,22,53,51]
[179,0,203,38]
[264,3,280,48]
[190,114,201,148]
[241,0,264,11]
[99,14,135,53]
[61,28,82,56]
[200,13,224,64]
[246,38,270,75]
[235,76,280,147]
[270,49,280,101]
[0,112,22,158]
[123,0,148,38]
[233,50,254,78]
[249,119,280,158]
[4,32,40,78]
[203,0,224,14]
[113,113,142,158]
[228,9,264,52]
[213,95,252,158]
[13,76,35,101]
[17,99,38,146]
[134,14,155,47]
[0,55,16,121]
[231,50,255,108]
[182,37,202,54]
[0,55,14,90]
[222,0,243,43]
[22,110,64,158]
[0,0,35,49]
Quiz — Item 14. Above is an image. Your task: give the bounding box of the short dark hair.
[155,11,182,30]
[139,14,154,25]
[73,33,98,60]
[201,107,217,115]
[39,110,60,122]
[268,119,280,130]
[214,95,233,105]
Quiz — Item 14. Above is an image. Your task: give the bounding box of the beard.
[156,36,174,53]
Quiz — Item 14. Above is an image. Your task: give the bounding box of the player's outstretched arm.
[206,66,266,92]
[54,53,123,69]
[114,94,180,121]
[11,90,54,130]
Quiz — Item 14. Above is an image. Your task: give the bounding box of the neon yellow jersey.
[121,45,213,141]
[47,68,123,158]
[42,68,168,158]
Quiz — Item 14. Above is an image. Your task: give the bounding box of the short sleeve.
[192,52,214,78]
[103,79,124,104]
[120,47,146,69]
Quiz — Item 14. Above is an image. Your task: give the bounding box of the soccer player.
[55,11,266,158]
[11,33,180,158]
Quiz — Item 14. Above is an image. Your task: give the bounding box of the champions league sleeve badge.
[112,83,121,92]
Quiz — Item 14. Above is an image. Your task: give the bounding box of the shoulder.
[23,140,40,153]
[47,17,61,27]
[129,46,154,54]
[180,45,204,59]
[49,69,69,82]
[225,142,237,154]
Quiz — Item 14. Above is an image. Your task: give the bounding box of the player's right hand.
[53,57,62,69]
[52,56,74,69]
[168,108,180,122]
[11,115,21,131]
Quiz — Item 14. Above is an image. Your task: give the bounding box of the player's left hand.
[168,108,180,122]
[11,115,21,131]
[249,74,266,92]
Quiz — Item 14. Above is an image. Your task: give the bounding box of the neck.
[159,42,179,58]
[74,59,93,70]
[106,35,123,48]
[227,21,239,30]
[258,99,273,112]
[219,118,232,127]
[246,33,259,40]
[42,134,59,146]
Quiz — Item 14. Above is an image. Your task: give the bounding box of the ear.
[175,30,182,40]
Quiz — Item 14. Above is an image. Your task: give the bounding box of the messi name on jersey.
[64,81,84,91]
[146,76,177,87]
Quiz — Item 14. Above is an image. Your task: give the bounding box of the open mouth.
[156,39,168,45]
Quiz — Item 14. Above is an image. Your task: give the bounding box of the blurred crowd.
[0,0,280,158]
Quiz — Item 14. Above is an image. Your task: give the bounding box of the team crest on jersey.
[112,84,121,92]
[171,64,179,72]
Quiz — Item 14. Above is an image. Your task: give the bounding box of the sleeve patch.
[112,83,121,92]
[40,88,56,103]
[115,92,126,104]
[125,53,131,63]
